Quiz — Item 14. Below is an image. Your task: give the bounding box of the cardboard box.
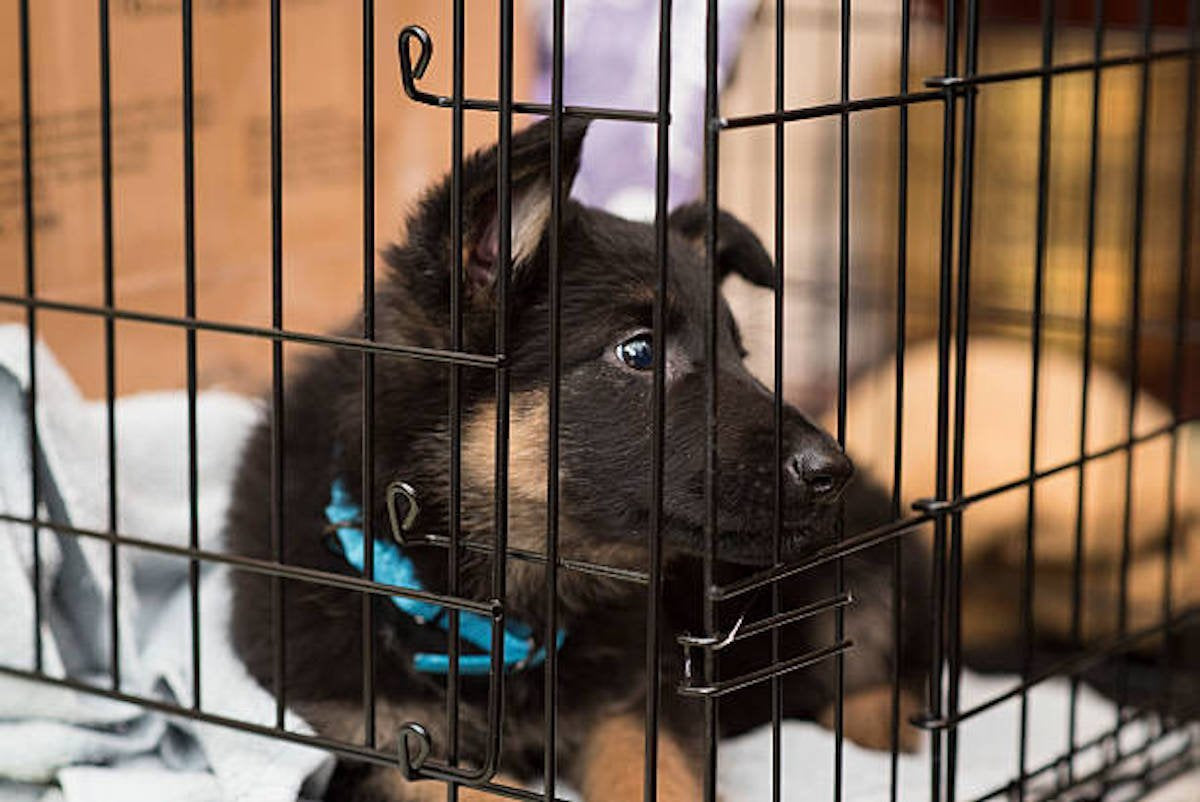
[1,0,532,397]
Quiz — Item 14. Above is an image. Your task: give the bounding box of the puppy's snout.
[786,445,852,502]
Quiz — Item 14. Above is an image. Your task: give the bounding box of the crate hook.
[397,722,432,778]
[398,25,446,108]
[386,480,421,545]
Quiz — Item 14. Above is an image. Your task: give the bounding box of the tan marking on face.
[456,389,648,613]
[578,713,702,802]
[462,389,549,509]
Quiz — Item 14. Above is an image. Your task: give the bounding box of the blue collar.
[325,478,565,675]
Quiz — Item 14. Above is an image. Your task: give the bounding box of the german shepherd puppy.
[227,118,929,801]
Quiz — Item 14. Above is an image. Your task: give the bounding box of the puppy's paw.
[818,683,924,753]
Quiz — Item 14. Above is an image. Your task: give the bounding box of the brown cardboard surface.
[1,0,532,397]
[718,7,1198,414]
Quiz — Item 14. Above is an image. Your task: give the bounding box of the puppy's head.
[386,118,850,566]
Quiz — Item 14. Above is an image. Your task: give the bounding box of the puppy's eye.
[615,332,654,371]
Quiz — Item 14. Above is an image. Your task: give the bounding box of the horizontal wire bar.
[0,663,573,801]
[0,507,647,597]
[0,511,496,614]
[677,640,853,698]
[925,45,1197,89]
[914,607,1200,732]
[721,44,1197,130]
[711,419,1191,601]
[430,97,659,123]
[678,592,854,650]
[0,294,500,368]
[416,533,649,584]
[721,89,942,129]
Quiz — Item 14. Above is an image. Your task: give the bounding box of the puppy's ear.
[405,116,588,302]
[668,203,775,288]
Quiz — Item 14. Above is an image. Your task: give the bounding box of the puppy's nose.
[786,447,852,501]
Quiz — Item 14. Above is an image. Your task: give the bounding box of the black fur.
[226,118,929,800]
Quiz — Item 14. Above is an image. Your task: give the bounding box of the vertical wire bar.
[445,0,465,796]
[182,0,201,711]
[1116,0,1154,740]
[945,0,982,798]
[703,0,720,798]
[489,0,515,769]
[930,0,961,794]
[269,0,286,729]
[544,0,566,797]
[18,0,42,675]
[360,0,377,750]
[834,0,852,796]
[1160,0,1198,728]
[644,0,671,799]
[1018,0,1056,792]
[888,1,911,799]
[98,0,120,693]
[771,0,785,798]
[1067,0,1105,779]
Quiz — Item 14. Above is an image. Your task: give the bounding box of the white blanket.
[0,325,1193,801]
[0,327,332,802]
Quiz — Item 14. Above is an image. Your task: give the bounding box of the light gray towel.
[0,325,333,802]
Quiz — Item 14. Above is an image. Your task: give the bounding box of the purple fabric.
[530,0,758,219]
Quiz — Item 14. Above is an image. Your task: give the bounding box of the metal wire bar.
[492,1,515,769]
[0,514,499,612]
[946,0,982,796]
[412,533,650,583]
[445,1,466,797]
[679,593,853,651]
[98,0,120,694]
[1115,0,1156,740]
[1018,0,1058,792]
[644,0,671,799]
[924,46,1193,90]
[834,0,851,796]
[704,0,720,797]
[0,295,502,368]
[268,0,286,731]
[396,28,656,124]
[678,641,854,699]
[360,0,377,751]
[721,89,944,129]
[930,0,962,793]
[544,0,566,797]
[720,45,1198,131]
[771,0,785,797]
[17,0,41,676]
[1067,0,1106,780]
[889,3,911,798]
[182,0,201,713]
